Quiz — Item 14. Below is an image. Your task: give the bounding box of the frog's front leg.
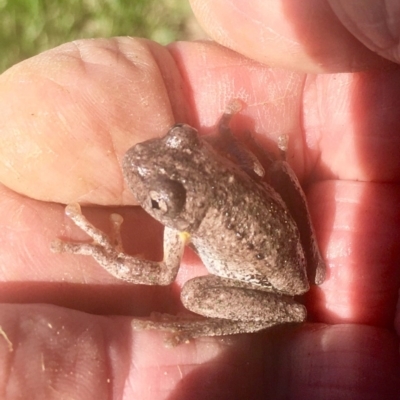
[132,275,306,346]
[52,204,185,285]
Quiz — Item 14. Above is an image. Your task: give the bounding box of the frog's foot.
[52,204,185,285]
[131,313,276,347]
[212,99,266,178]
[51,203,123,255]
[217,98,243,139]
[277,134,288,159]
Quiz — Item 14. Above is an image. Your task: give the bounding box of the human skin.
[0,0,400,399]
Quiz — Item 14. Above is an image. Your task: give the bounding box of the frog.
[52,99,325,346]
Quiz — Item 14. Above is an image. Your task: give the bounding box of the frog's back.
[191,164,309,296]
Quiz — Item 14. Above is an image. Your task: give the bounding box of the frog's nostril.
[151,198,161,210]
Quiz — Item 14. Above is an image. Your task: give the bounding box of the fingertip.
[190,0,391,72]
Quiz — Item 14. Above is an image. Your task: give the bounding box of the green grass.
[0,0,198,72]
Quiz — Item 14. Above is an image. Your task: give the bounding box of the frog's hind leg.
[266,145,326,285]
[132,313,275,347]
[205,99,266,179]
[132,275,306,346]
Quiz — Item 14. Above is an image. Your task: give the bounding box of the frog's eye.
[147,180,186,218]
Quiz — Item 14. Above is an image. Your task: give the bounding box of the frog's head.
[123,123,213,232]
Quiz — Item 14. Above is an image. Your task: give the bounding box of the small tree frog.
[52,100,325,346]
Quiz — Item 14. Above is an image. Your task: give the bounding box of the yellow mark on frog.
[179,231,191,245]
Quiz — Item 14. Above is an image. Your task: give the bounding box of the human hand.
[0,1,399,398]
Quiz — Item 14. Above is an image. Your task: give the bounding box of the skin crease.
[0,1,400,399]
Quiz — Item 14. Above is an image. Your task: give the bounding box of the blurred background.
[0,0,206,73]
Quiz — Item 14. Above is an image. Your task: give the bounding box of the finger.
[328,0,400,65]
[190,0,394,72]
[1,304,398,399]
[0,38,188,206]
[306,181,400,327]
[304,71,400,183]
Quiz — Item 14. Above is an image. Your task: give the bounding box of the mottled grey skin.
[124,123,308,294]
[53,100,325,346]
